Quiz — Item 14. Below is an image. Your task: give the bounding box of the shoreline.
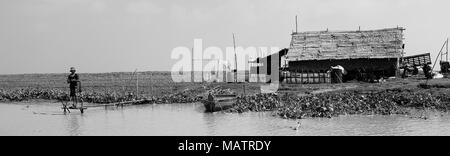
[1,73,449,119]
[1,84,449,120]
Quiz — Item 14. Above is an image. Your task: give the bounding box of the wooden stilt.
[306,70,309,84]
[301,70,303,84]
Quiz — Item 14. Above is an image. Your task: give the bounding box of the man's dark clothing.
[67,74,79,97]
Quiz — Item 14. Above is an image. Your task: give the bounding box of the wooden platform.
[83,99,147,108]
[61,99,148,114]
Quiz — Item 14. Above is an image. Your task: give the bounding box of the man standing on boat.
[67,67,80,108]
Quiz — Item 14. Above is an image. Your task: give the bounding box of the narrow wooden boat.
[202,94,237,112]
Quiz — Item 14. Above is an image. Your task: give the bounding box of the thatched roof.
[286,27,405,61]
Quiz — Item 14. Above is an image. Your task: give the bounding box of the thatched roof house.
[286,27,405,61]
[285,27,406,80]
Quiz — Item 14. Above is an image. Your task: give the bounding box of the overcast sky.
[0,0,449,74]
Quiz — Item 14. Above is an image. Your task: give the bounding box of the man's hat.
[70,67,76,71]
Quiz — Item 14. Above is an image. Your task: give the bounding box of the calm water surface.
[1,102,450,136]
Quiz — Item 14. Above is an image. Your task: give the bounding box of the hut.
[285,27,405,82]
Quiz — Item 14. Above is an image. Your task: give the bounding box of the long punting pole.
[442,38,449,62]
[442,39,445,61]
[445,38,448,62]
[424,39,447,85]
[431,39,448,72]
[192,47,194,82]
[233,33,237,83]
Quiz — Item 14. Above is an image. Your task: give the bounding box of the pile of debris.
[207,87,235,95]
[226,88,449,119]
[227,93,281,113]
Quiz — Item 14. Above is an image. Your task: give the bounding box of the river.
[1,102,450,136]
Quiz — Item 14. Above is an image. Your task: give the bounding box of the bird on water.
[293,121,301,131]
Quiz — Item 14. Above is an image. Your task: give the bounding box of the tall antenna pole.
[201,50,204,83]
[295,15,298,33]
[233,33,237,83]
[136,71,139,98]
[191,47,194,82]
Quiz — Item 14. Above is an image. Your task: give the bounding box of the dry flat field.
[0,71,263,99]
[0,71,449,97]
[0,71,186,97]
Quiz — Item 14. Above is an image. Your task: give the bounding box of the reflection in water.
[0,102,450,136]
[202,113,218,136]
[67,115,80,136]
